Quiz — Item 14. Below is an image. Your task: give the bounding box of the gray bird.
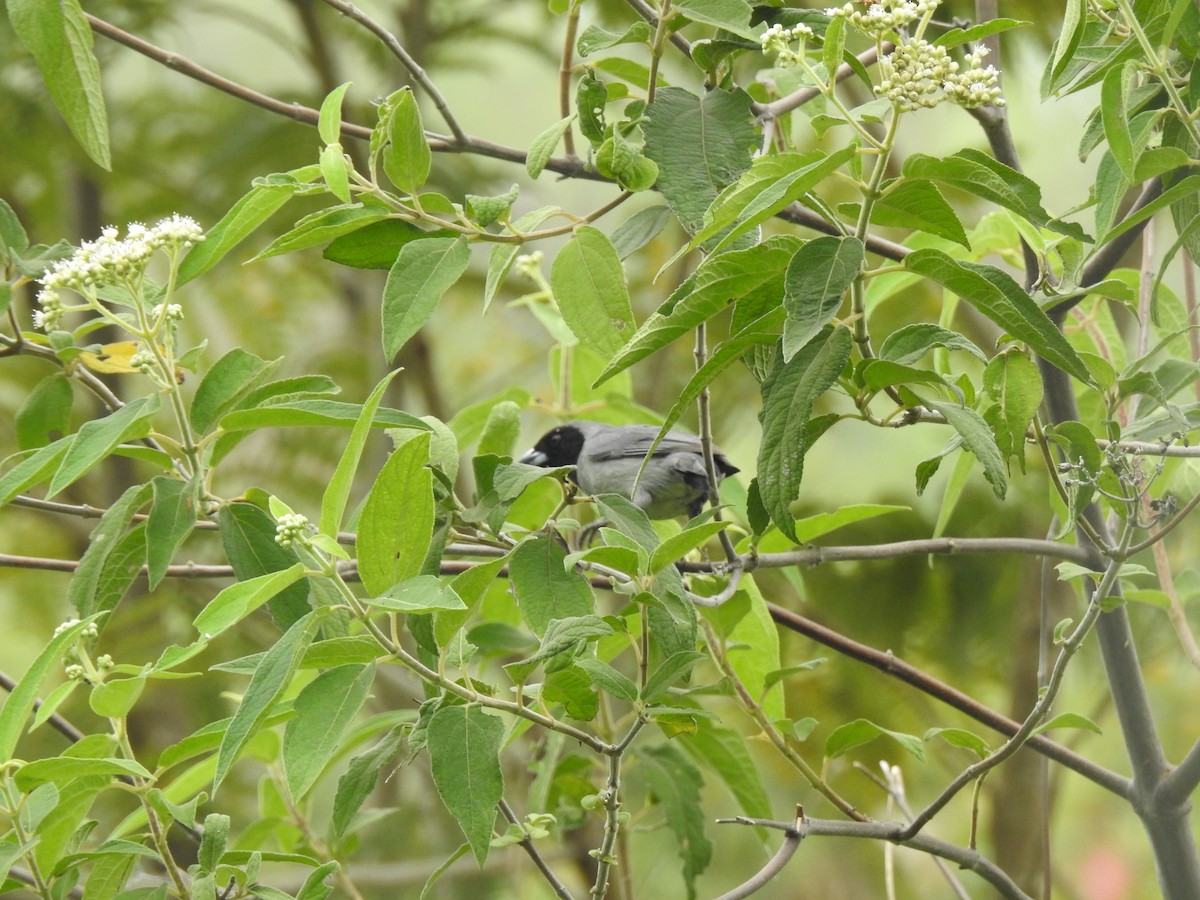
[518,421,739,519]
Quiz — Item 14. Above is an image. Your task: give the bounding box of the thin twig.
[713,806,805,900]
[318,0,467,144]
[498,799,575,900]
[752,44,891,120]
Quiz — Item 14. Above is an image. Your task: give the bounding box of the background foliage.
[2,1,1200,898]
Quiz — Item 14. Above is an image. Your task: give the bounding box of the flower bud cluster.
[152,303,185,323]
[275,512,312,548]
[54,618,99,639]
[942,46,1005,108]
[759,22,814,67]
[128,347,157,374]
[825,1,934,38]
[514,251,544,280]
[879,40,1005,111]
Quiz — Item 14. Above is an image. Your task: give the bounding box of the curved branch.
[713,808,804,900]
[800,817,1033,900]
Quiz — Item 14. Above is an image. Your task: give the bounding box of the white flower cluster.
[825,0,936,38]
[34,215,204,332]
[514,250,544,280]
[275,512,311,548]
[759,22,814,67]
[879,40,1005,111]
[942,45,1005,108]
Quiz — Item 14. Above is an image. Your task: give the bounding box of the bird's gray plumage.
[519,421,738,519]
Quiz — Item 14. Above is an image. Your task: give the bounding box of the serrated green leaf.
[331,724,405,838]
[924,726,990,757]
[905,249,1092,384]
[642,651,707,703]
[48,395,162,497]
[638,744,712,897]
[190,348,280,434]
[510,536,595,635]
[679,721,772,821]
[914,393,1007,499]
[758,327,852,541]
[1101,63,1136,180]
[218,503,312,631]
[648,522,729,573]
[15,756,152,791]
[983,350,1043,465]
[903,150,1089,241]
[575,658,638,702]
[253,205,390,262]
[878,324,987,365]
[218,399,426,432]
[577,21,653,56]
[427,706,505,866]
[382,236,471,360]
[643,87,757,237]
[869,179,969,247]
[782,237,864,360]
[318,82,352,145]
[673,0,757,40]
[15,374,73,450]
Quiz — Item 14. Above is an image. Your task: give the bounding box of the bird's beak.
[518,448,548,467]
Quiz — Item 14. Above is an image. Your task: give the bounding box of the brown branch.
[764,601,1130,798]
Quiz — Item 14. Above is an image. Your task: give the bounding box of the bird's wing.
[588,429,705,460]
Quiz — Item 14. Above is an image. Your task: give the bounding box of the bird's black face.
[526,424,585,467]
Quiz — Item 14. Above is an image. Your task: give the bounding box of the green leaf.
[673,0,757,40]
[576,66,608,147]
[1102,174,1200,243]
[610,203,672,259]
[867,179,969,247]
[596,235,797,384]
[297,861,340,900]
[934,18,1029,48]
[1031,712,1102,736]
[358,432,433,596]
[983,350,1043,465]
[427,706,505,866]
[649,522,729,573]
[526,116,576,179]
[383,88,431,194]
[903,149,1089,241]
[510,536,595,635]
[905,249,1092,384]
[782,236,864,360]
[914,393,1007,500]
[145,476,198,590]
[318,82,352,145]
[218,399,426,432]
[252,205,391,262]
[643,87,757,237]
[88,675,146,719]
[638,744,713,897]
[642,651,707,703]
[48,395,162,497]
[219,502,312,631]
[518,615,614,668]
[465,184,519,228]
[0,615,103,761]
[7,0,110,169]
[679,721,772,821]
[193,564,307,639]
[758,327,853,541]
[550,226,635,358]
[723,577,784,720]
[15,374,73,450]
[543,665,599,720]
[878,324,987,365]
[575,658,638,702]
[367,576,466,613]
[924,726,990,757]
[761,659,826,691]
[0,437,71,507]
[331,725,405,838]
[578,21,652,56]
[320,370,403,538]
[382,236,471,360]
[322,147,350,204]
[213,612,322,794]
[483,207,561,311]
[284,663,374,800]
[0,197,30,258]
[787,504,908,544]
[15,756,152,791]
[66,483,151,619]
[178,167,320,284]
[1101,63,1136,180]
[825,718,925,761]
[190,348,279,434]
